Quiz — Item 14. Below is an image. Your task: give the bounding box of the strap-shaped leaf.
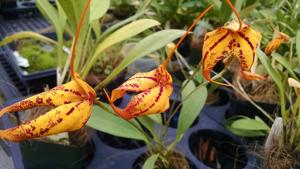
[296,29,300,68]
[257,49,287,123]
[0,31,56,47]
[36,0,65,35]
[87,104,147,141]
[272,53,298,80]
[225,116,270,137]
[176,81,207,140]
[142,154,159,169]
[89,0,110,22]
[99,29,185,87]
[82,19,160,78]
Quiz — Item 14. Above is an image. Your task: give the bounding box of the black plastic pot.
[206,88,230,107]
[3,32,59,93]
[21,139,94,169]
[189,129,248,169]
[97,131,145,150]
[226,92,279,125]
[0,0,38,20]
[85,88,260,169]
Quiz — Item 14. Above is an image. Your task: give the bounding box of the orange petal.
[107,65,173,120]
[240,70,267,80]
[0,77,95,117]
[0,101,92,142]
[110,69,159,102]
[264,32,289,55]
[202,21,262,84]
[0,73,95,142]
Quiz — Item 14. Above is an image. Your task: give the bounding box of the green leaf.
[272,53,298,80]
[230,117,270,131]
[56,1,68,31]
[176,81,207,140]
[57,0,90,72]
[296,29,300,68]
[36,0,67,69]
[0,31,57,47]
[89,0,110,22]
[142,154,159,169]
[257,49,287,123]
[91,20,101,38]
[87,104,147,141]
[57,0,86,33]
[96,10,145,42]
[225,116,270,137]
[137,116,156,140]
[36,0,63,34]
[226,127,267,137]
[99,29,186,87]
[147,114,162,124]
[82,19,161,78]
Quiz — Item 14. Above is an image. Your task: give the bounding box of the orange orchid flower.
[265,32,289,55]
[201,0,265,85]
[0,0,95,142]
[105,6,213,120]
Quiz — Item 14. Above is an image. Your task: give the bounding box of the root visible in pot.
[263,143,299,169]
[132,151,197,169]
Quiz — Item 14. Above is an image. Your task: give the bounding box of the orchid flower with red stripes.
[201,0,265,85]
[265,32,289,55]
[105,6,213,120]
[0,0,95,142]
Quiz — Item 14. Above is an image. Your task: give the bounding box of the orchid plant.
[0,0,185,141]
[256,15,300,169]
[225,0,300,138]
[93,0,270,167]
[0,0,279,168]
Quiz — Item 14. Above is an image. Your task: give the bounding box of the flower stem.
[225,0,242,31]
[162,5,213,68]
[70,0,91,79]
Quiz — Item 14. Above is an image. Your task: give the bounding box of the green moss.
[17,40,68,73]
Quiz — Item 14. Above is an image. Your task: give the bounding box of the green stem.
[80,27,92,71]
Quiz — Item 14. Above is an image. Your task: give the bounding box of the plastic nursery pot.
[0,0,38,20]
[205,88,229,107]
[20,139,94,169]
[226,92,279,125]
[189,129,248,169]
[97,131,145,150]
[3,32,62,94]
[132,152,198,169]
[0,0,18,20]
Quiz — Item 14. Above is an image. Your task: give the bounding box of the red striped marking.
[202,30,230,69]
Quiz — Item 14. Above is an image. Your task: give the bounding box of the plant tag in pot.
[13,50,29,68]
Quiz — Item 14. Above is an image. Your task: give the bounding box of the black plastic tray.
[86,93,260,169]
